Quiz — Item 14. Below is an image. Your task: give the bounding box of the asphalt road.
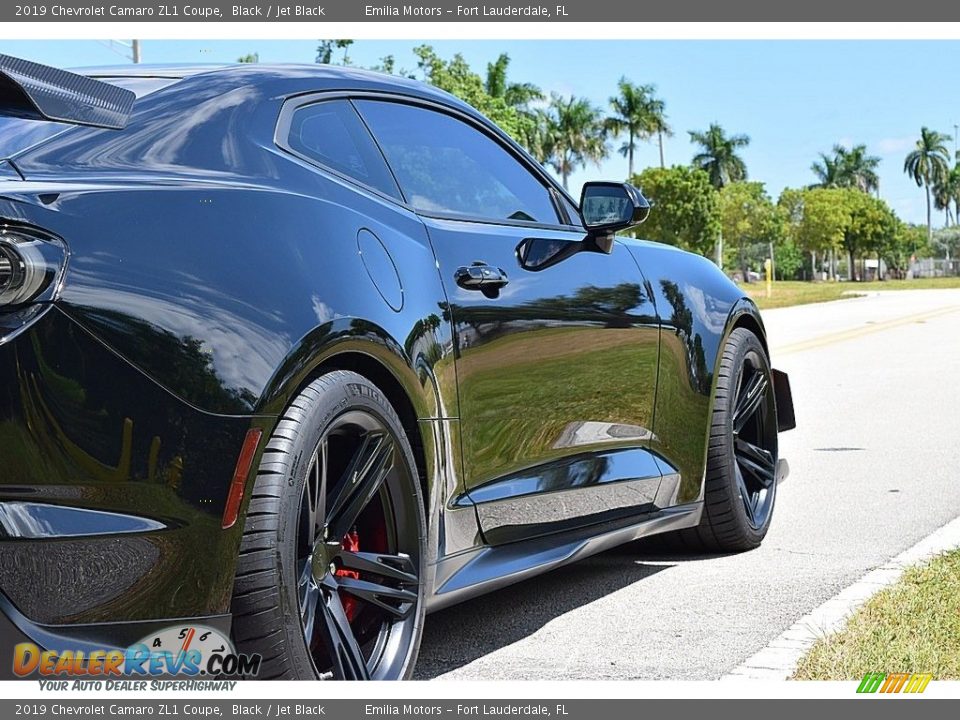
[415,288,960,680]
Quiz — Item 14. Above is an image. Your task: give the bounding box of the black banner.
[2,0,958,22]
[1,699,959,719]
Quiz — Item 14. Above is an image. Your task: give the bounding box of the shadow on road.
[415,541,710,679]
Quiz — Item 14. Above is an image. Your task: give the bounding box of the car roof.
[77,63,232,79]
[73,63,477,119]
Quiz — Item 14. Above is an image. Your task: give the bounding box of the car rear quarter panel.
[0,107,460,622]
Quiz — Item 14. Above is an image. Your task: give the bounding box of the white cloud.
[877,136,917,154]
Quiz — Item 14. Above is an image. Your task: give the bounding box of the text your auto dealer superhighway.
[47,4,223,16]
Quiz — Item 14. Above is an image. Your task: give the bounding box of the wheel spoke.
[736,437,777,488]
[304,437,328,546]
[733,371,768,434]
[300,578,321,645]
[337,576,417,619]
[326,432,395,540]
[318,578,370,680]
[338,551,418,585]
[735,464,757,526]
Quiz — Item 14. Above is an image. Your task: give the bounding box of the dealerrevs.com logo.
[13,625,261,680]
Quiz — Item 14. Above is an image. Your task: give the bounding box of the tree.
[810,152,843,188]
[811,144,880,194]
[315,40,354,65]
[542,94,608,190]
[842,190,898,280]
[606,79,671,176]
[688,123,750,189]
[933,163,960,226]
[237,53,259,63]
[483,53,543,155]
[932,225,960,262]
[779,187,851,280]
[411,45,524,141]
[886,223,928,278]
[718,182,780,278]
[630,165,721,257]
[904,127,952,244]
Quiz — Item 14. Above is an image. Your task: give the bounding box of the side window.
[354,100,560,225]
[560,193,582,227]
[286,100,401,200]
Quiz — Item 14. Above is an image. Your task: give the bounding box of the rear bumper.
[0,304,256,628]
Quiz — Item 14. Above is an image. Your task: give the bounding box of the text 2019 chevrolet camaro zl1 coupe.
[0,55,793,679]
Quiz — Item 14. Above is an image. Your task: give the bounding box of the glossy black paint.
[0,63,790,648]
[0,306,254,624]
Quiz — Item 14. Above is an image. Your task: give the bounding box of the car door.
[356,97,663,544]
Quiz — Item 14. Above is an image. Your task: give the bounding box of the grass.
[739,277,960,310]
[455,326,659,485]
[793,550,960,680]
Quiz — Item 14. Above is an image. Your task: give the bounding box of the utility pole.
[132,40,141,64]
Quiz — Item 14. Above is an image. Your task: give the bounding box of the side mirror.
[580,182,651,236]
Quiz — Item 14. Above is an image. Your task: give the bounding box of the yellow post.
[764,258,772,298]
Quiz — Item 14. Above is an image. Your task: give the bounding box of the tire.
[230,371,426,680]
[675,327,779,553]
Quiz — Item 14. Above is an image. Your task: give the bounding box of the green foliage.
[933,164,960,226]
[483,53,544,154]
[689,123,750,189]
[236,53,258,64]
[539,94,608,189]
[718,181,780,273]
[411,45,525,142]
[930,225,960,259]
[904,127,953,242]
[606,78,670,176]
[779,187,850,257]
[315,40,354,65]
[811,144,880,193]
[630,166,720,256]
[780,187,901,279]
[904,127,952,189]
[843,190,899,277]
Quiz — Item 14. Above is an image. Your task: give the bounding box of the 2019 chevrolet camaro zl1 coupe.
[0,55,793,679]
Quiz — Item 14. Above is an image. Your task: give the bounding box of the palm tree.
[689,123,750,189]
[647,94,673,170]
[484,54,544,157]
[811,144,880,193]
[839,145,881,194]
[811,152,843,188]
[485,54,542,108]
[606,79,672,176]
[951,162,960,227]
[933,176,955,226]
[904,127,952,243]
[934,163,960,226]
[545,94,608,190]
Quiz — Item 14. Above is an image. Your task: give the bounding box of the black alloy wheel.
[674,327,779,552]
[231,371,426,680]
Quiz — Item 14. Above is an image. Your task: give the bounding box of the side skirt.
[426,502,702,613]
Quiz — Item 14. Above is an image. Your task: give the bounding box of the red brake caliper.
[336,530,360,621]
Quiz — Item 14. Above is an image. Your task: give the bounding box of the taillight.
[0,225,67,308]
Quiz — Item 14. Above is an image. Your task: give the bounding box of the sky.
[2,39,958,227]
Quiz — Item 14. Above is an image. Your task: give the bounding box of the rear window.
[0,75,178,160]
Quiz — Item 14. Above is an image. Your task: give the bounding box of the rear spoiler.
[0,54,134,130]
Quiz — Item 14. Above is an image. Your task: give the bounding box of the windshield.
[0,75,179,160]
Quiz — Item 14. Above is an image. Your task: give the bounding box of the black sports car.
[0,56,794,680]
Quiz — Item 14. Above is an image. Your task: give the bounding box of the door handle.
[454,263,509,291]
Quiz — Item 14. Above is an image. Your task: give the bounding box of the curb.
[722,514,960,681]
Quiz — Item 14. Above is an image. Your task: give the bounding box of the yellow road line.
[773,305,960,356]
